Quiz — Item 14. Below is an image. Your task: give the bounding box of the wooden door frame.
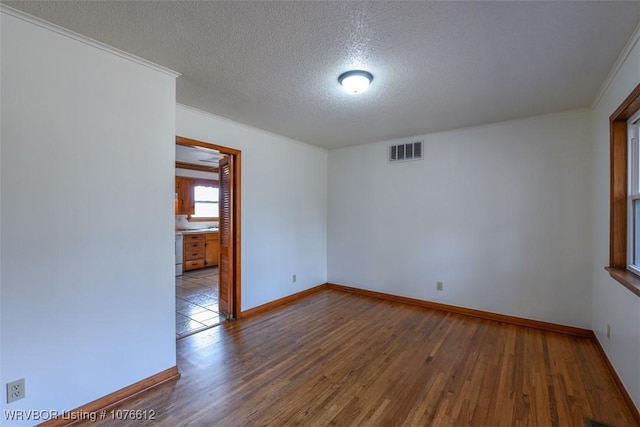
[176,135,242,319]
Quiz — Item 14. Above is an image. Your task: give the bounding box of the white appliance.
[175,233,183,276]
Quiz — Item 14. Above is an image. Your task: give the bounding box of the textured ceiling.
[4,1,639,149]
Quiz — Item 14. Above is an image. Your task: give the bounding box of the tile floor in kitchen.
[175,267,226,338]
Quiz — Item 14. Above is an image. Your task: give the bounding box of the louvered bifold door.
[218,156,233,319]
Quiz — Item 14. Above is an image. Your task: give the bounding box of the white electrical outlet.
[292,274,297,283]
[6,378,25,403]
[436,281,443,291]
[607,324,611,340]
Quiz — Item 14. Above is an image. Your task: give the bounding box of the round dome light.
[338,70,373,94]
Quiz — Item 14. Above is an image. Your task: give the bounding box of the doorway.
[175,136,241,337]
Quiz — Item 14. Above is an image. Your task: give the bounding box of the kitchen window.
[187,178,219,221]
[191,184,219,220]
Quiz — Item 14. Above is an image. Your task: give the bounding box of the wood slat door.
[218,156,233,319]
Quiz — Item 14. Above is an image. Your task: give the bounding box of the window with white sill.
[192,185,219,219]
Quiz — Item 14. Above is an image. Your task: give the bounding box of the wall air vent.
[389,141,423,163]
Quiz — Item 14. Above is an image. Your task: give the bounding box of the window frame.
[606,82,640,297]
[627,113,640,275]
[187,178,220,222]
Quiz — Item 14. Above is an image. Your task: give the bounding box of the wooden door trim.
[176,136,242,318]
[177,135,241,155]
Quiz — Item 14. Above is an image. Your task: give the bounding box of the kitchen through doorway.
[175,136,241,339]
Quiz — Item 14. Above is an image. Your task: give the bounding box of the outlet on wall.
[6,378,25,403]
[436,281,443,291]
[292,274,297,283]
[607,324,611,340]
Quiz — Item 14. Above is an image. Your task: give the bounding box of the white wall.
[1,9,177,425]
[591,29,640,409]
[176,105,328,311]
[328,109,593,328]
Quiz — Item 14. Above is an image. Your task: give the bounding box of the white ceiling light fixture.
[338,70,373,94]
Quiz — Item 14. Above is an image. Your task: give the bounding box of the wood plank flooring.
[78,289,636,426]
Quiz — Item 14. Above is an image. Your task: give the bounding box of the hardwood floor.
[78,290,636,426]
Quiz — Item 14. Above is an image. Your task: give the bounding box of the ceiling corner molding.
[0,4,181,78]
[592,20,640,108]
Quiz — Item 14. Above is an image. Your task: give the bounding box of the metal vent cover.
[389,141,423,162]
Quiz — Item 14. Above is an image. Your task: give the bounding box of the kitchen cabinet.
[182,231,219,271]
[175,176,194,215]
[205,232,219,267]
[183,233,205,271]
